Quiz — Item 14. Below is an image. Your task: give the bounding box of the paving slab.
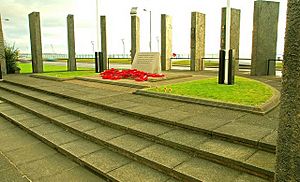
[66,119,102,132]
[53,114,82,124]
[198,139,257,162]
[175,103,214,114]
[60,139,104,158]
[159,129,209,149]
[108,134,154,153]
[107,100,141,110]
[136,144,191,169]
[81,148,132,173]
[17,117,48,128]
[0,153,15,171]
[174,157,241,181]
[126,104,166,115]
[18,153,78,180]
[181,114,233,132]
[7,113,37,122]
[45,130,80,146]
[148,108,193,122]
[245,151,276,172]
[5,142,57,166]
[109,115,146,128]
[38,166,106,182]
[0,167,28,182]
[213,122,273,144]
[31,123,64,136]
[131,121,174,136]
[88,109,122,121]
[234,173,269,182]
[86,126,125,141]
[128,96,184,109]
[0,117,16,130]
[234,114,279,130]
[108,161,170,182]
[260,130,277,147]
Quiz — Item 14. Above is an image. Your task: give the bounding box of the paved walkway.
[0,115,106,181]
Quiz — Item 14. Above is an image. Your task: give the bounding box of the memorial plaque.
[131,52,161,73]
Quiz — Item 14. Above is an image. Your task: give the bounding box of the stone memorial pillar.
[161,14,172,71]
[131,15,140,62]
[67,14,76,71]
[0,14,7,74]
[190,12,205,71]
[29,12,43,73]
[101,16,108,70]
[220,8,241,73]
[251,1,279,76]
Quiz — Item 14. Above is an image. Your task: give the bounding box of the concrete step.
[0,102,177,182]
[0,82,274,180]
[2,77,277,153]
[0,115,106,182]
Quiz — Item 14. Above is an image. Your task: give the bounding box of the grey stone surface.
[108,134,153,153]
[31,123,64,136]
[66,119,101,132]
[220,8,241,72]
[85,126,125,141]
[131,15,140,61]
[101,16,108,70]
[175,157,241,181]
[0,167,28,182]
[0,14,7,74]
[45,130,80,146]
[136,144,190,168]
[246,150,275,172]
[28,12,43,73]
[275,0,300,180]
[131,121,173,136]
[190,12,205,71]
[108,161,169,182]
[159,129,209,149]
[5,142,57,166]
[251,1,279,76]
[234,174,269,182]
[18,153,78,180]
[149,108,192,122]
[67,14,76,71]
[81,148,131,173]
[161,14,172,71]
[60,139,104,158]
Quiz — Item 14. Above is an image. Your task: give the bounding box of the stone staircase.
[0,77,275,181]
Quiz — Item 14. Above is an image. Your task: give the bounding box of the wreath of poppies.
[100,68,164,82]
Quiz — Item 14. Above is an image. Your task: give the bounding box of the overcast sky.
[1,0,286,57]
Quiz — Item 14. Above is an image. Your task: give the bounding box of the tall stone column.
[67,14,76,71]
[131,15,140,62]
[275,0,300,181]
[161,14,172,71]
[190,12,205,71]
[101,16,108,70]
[220,8,241,73]
[0,14,7,74]
[29,12,43,73]
[251,1,280,76]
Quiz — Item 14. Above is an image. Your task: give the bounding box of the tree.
[275,0,300,181]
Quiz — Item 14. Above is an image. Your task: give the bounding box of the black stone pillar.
[228,49,235,85]
[218,50,225,84]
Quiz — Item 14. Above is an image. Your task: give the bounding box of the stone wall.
[251,1,280,76]
[161,14,172,71]
[190,12,205,71]
[29,12,43,73]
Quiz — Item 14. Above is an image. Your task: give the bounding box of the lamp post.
[156,36,159,52]
[143,9,152,52]
[121,38,125,57]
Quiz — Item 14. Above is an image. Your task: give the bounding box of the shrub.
[2,43,20,73]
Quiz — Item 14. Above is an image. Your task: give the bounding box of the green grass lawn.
[148,77,274,106]
[18,62,93,73]
[36,71,98,78]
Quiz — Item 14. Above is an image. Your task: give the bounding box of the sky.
[0,0,286,58]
